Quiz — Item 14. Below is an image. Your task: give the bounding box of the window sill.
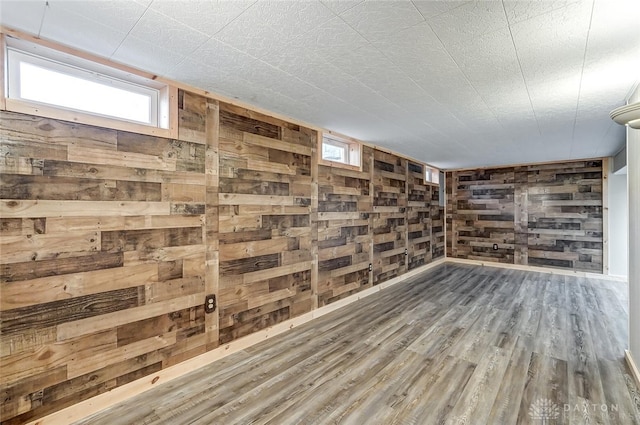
[3,96,177,140]
[318,157,363,172]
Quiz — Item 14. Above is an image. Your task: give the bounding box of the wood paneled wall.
[431,185,445,260]
[372,150,407,284]
[317,146,373,306]
[0,91,443,422]
[406,161,432,270]
[217,103,316,343]
[445,160,603,272]
[0,90,211,423]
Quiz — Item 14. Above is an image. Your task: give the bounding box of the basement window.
[5,40,169,129]
[321,134,361,168]
[425,166,440,184]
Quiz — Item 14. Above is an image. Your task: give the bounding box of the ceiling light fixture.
[610,102,640,129]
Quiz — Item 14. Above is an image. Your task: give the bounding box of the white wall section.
[608,170,627,277]
[627,84,640,371]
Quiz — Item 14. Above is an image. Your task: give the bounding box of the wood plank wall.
[0,90,443,423]
[431,184,445,260]
[217,103,316,343]
[317,146,373,306]
[445,160,603,272]
[372,150,407,284]
[406,161,432,270]
[0,90,211,424]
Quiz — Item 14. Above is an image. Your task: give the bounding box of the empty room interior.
[1,0,640,424]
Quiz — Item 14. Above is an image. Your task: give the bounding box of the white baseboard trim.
[445,257,628,282]
[625,350,640,390]
[27,258,447,425]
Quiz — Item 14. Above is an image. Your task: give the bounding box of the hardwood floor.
[74,264,640,425]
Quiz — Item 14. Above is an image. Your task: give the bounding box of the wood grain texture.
[431,183,445,260]
[217,102,316,344]
[70,264,638,425]
[406,161,432,270]
[0,94,210,424]
[372,150,407,284]
[316,145,373,306]
[446,160,603,273]
[0,99,446,423]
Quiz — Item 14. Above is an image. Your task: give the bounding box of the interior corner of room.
[0,0,639,422]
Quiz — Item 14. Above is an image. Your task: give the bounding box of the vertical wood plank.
[602,157,609,275]
[205,99,220,349]
[311,132,319,310]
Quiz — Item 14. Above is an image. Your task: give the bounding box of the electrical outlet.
[492,243,498,250]
[204,294,216,314]
[404,248,408,256]
[368,263,372,272]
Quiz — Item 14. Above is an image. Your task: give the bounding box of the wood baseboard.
[27,258,447,425]
[445,257,628,282]
[625,350,640,390]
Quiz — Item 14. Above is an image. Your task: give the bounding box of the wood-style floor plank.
[73,264,640,425]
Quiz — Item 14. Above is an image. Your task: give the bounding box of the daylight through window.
[7,48,162,127]
[321,134,361,168]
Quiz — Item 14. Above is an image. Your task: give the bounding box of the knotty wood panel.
[526,161,603,272]
[431,184,445,259]
[217,103,316,343]
[316,146,372,306]
[446,160,603,272]
[0,90,211,423]
[0,97,448,422]
[372,150,407,284]
[406,161,432,270]
[447,168,516,263]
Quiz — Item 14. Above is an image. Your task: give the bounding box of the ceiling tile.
[412,1,471,19]
[0,0,47,34]
[112,35,185,75]
[40,3,127,57]
[442,28,521,87]
[128,8,209,56]
[320,0,363,15]
[148,0,253,37]
[293,17,369,61]
[259,0,335,37]
[212,9,293,59]
[51,0,147,33]
[235,60,323,104]
[503,1,579,25]
[338,1,425,41]
[187,37,257,73]
[211,0,334,59]
[427,1,508,45]
[510,1,592,87]
[162,57,241,94]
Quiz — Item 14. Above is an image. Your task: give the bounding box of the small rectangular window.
[425,166,440,184]
[6,46,163,127]
[322,138,348,163]
[321,134,361,168]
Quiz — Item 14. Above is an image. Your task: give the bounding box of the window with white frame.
[425,166,440,184]
[321,134,361,168]
[6,43,168,128]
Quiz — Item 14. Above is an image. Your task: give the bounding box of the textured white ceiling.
[1,0,638,169]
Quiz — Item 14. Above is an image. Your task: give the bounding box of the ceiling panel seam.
[108,0,150,58]
[570,0,596,158]
[500,0,541,138]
